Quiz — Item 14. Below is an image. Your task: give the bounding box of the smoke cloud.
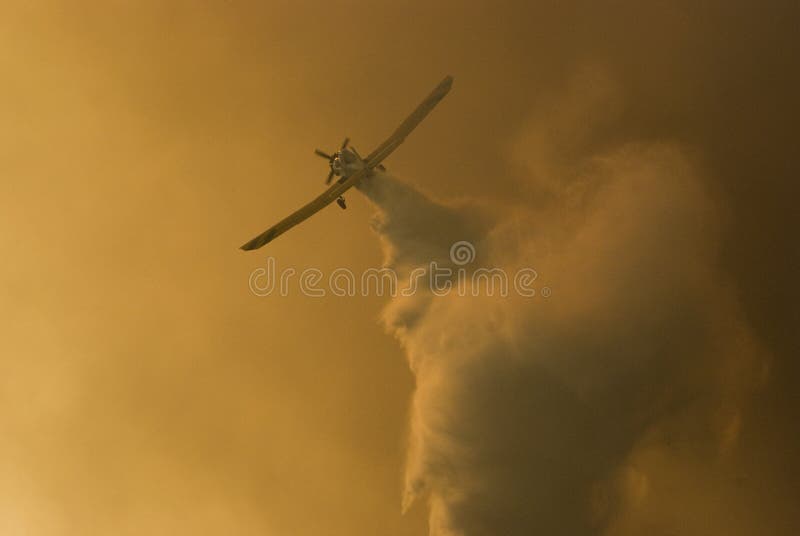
[355,71,767,535]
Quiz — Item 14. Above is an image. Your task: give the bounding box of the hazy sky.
[1,2,797,535]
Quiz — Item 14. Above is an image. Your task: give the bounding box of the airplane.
[240,75,453,251]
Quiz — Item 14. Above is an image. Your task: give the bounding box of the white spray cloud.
[355,69,766,535]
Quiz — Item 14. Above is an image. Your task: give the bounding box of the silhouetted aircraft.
[240,76,453,250]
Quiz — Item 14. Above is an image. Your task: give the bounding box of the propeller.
[314,138,350,184]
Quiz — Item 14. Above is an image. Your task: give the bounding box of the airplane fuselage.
[330,147,365,180]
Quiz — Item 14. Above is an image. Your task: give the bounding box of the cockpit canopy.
[331,148,357,175]
[331,153,344,175]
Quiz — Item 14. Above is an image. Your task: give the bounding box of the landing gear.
[336,196,347,209]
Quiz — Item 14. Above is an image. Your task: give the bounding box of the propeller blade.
[314,149,333,160]
[325,169,335,184]
[340,137,349,150]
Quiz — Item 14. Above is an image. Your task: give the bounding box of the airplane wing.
[240,76,453,250]
[363,75,453,168]
[239,167,368,250]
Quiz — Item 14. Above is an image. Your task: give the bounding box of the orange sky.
[1,2,797,535]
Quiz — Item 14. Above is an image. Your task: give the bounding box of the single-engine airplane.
[240,75,453,250]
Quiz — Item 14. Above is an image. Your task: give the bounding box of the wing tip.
[239,237,262,251]
[434,75,453,99]
[239,228,278,251]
